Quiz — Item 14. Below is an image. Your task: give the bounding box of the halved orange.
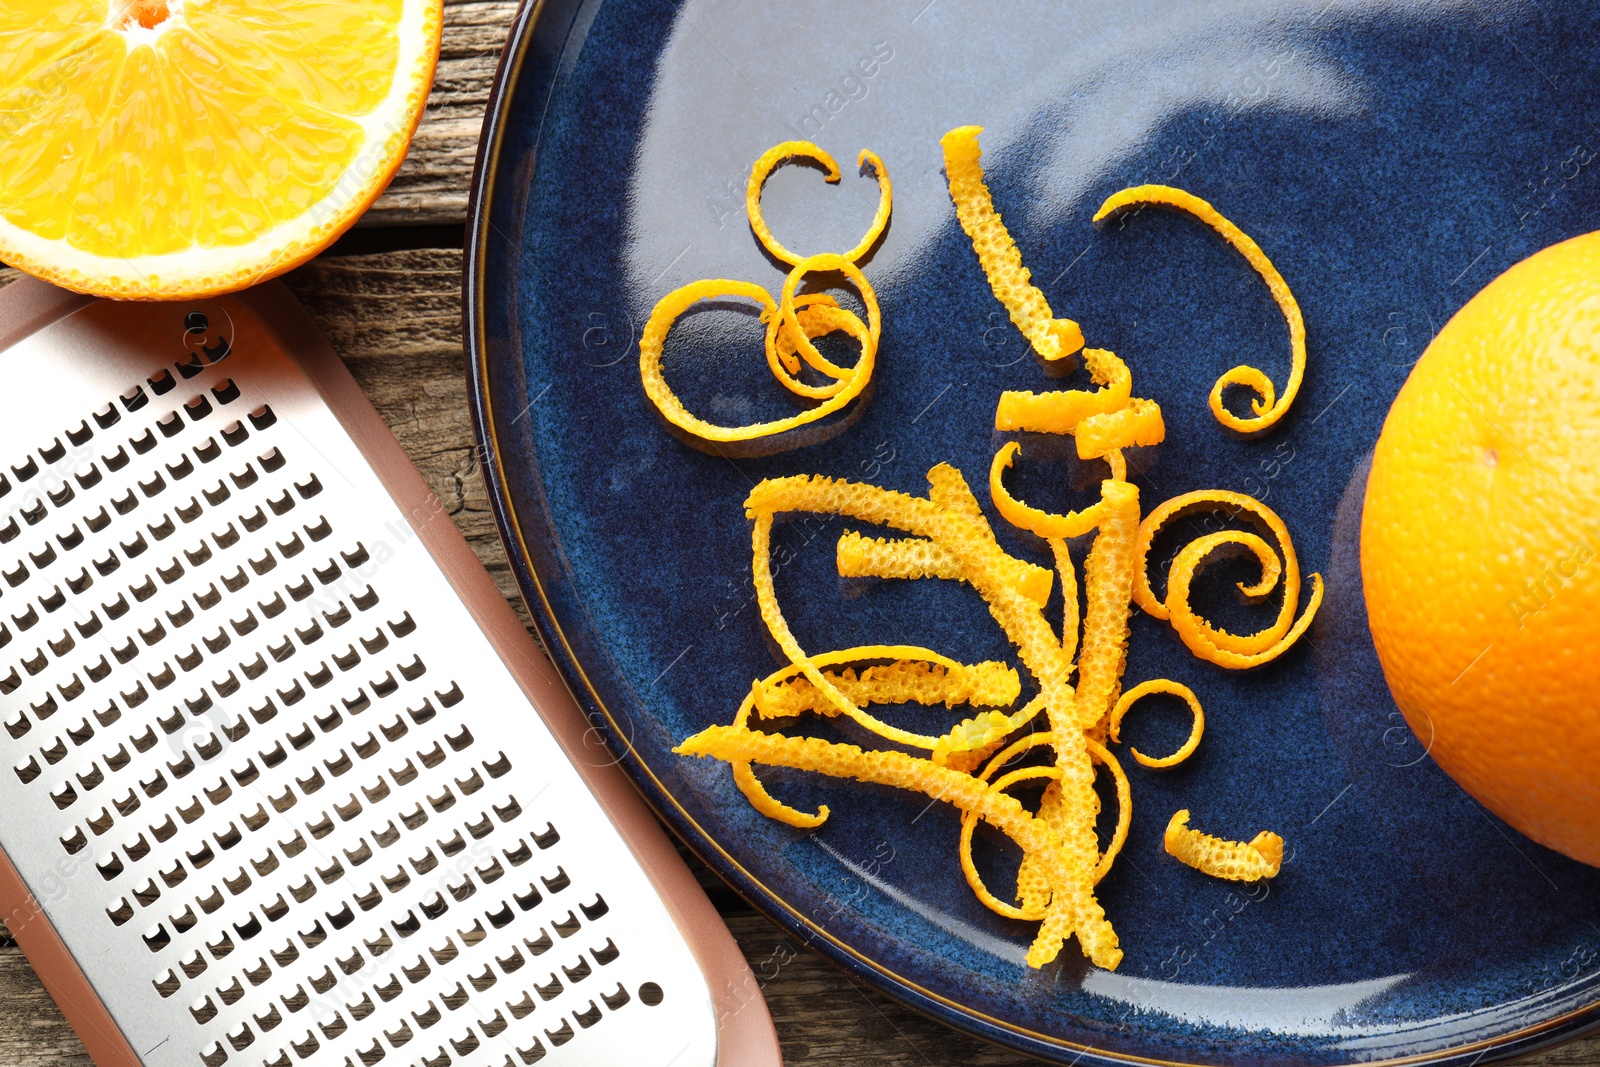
[0,0,442,298]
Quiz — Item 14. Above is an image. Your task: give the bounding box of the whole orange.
[1362,231,1600,866]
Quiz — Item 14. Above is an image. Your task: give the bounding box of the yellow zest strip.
[736,645,989,826]
[995,348,1132,434]
[1110,679,1204,768]
[989,441,1107,539]
[674,723,1118,968]
[940,125,1084,364]
[778,252,882,381]
[754,658,1022,719]
[1072,480,1141,731]
[1132,489,1322,667]
[764,293,854,393]
[837,531,1054,608]
[746,142,892,266]
[639,278,875,442]
[1074,397,1166,460]
[1164,809,1283,881]
[1093,184,1305,436]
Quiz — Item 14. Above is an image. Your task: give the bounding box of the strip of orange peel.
[941,125,1084,364]
[1164,809,1283,881]
[995,348,1132,434]
[837,530,1054,608]
[989,441,1109,539]
[639,276,876,441]
[1094,184,1305,436]
[746,141,892,266]
[1111,679,1204,768]
[1132,490,1322,668]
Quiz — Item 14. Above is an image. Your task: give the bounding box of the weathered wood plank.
[365,0,520,226]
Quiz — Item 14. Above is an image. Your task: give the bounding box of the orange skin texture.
[1362,230,1600,867]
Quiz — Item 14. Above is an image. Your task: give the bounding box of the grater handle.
[235,282,784,1067]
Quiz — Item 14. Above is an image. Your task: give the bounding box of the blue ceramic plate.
[464,2,1600,1063]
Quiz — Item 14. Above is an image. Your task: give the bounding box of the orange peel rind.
[989,441,1109,539]
[837,530,1054,608]
[995,348,1132,434]
[639,277,875,442]
[746,141,892,266]
[1164,809,1283,881]
[1133,489,1322,668]
[1093,184,1305,436]
[941,125,1084,364]
[1111,679,1204,768]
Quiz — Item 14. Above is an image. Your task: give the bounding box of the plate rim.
[460,2,1600,1063]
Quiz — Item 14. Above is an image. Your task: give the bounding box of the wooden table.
[0,4,1597,1065]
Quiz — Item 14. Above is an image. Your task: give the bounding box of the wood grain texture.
[364,0,520,226]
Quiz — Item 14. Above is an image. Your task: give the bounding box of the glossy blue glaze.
[465,2,1600,1063]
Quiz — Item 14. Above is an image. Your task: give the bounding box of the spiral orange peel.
[940,125,1084,364]
[746,141,892,266]
[639,276,876,441]
[1164,809,1283,881]
[1094,184,1305,436]
[1111,679,1205,768]
[1133,490,1322,668]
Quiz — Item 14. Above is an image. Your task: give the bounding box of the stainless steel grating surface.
[0,298,716,1067]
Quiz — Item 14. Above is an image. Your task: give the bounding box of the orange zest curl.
[1133,489,1323,668]
[639,276,876,441]
[1111,679,1204,768]
[1094,184,1305,436]
[940,125,1084,363]
[1164,809,1283,881]
[996,348,1132,434]
[746,141,892,266]
[988,441,1109,539]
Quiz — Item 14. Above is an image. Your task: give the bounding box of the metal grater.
[0,282,769,1067]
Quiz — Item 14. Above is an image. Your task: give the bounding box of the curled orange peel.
[989,441,1108,539]
[778,252,882,381]
[1074,397,1166,460]
[764,293,858,395]
[958,729,1130,919]
[1110,679,1204,768]
[639,277,875,441]
[1094,184,1305,436]
[746,142,892,266]
[941,125,1084,364]
[995,348,1132,434]
[1132,489,1322,668]
[1164,809,1283,881]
